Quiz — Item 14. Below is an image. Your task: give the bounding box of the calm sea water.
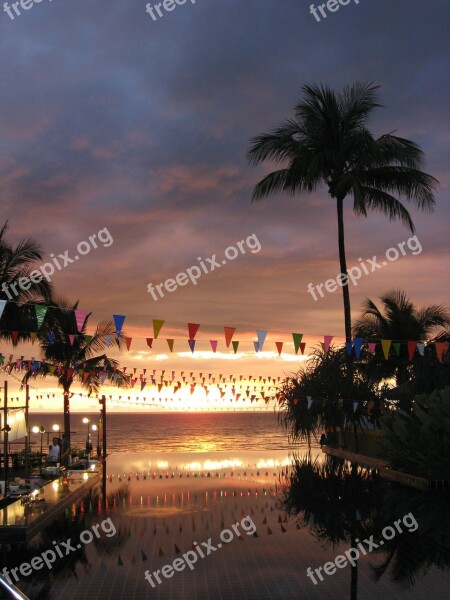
[25,412,293,454]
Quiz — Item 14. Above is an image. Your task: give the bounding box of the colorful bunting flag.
[323,335,333,353]
[292,333,303,355]
[153,319,165,339]
[188,323,200,339]
[0,300,6,320]
[256,330,267,352]
[381,339,391,360]
[224,327,236,348]
[113,314,126,337]
[34,305,48,330]
[407,341,417,361]
[435,341,449,362]
[353,337,364,358]
[74,310,88,333]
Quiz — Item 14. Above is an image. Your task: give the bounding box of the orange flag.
[166,339,174,352]
[224,327,236,348]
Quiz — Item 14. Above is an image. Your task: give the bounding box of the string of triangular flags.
[1,307,448,361]
[0,359,281,405]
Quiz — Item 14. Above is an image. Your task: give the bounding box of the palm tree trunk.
[337,196,352,343]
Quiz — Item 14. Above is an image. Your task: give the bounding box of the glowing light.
[181,459,244,471]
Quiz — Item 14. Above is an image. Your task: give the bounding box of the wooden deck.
[322,446,448,490]
[0,472,101,543]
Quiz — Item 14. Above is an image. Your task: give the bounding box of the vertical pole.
[3,381,8,495]
[40,433,43,475]
[100,395,107,509]
[25,384,30,481]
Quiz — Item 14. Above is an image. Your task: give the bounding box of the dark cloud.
[0,0,448,376]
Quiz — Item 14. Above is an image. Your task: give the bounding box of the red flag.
[435,341,449,362]
[407,341,417,361]
[188,323,200,339]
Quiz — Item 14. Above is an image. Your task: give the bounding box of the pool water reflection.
[3,451,449,600]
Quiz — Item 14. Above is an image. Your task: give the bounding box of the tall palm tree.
[353,289,450,387]
[247,83,438,342]
[18,298,129,458]
[0,221,53,342]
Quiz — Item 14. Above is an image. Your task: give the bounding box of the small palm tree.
[247,83,438,342]
[278,346,385,451]
[0,221,53,343]
[19,298,129,458]
[353,289,450,387]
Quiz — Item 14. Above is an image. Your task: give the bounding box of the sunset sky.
[0,0,448,411]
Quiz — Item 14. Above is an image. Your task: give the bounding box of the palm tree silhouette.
[284,454,383,600]
[247,83,438,342]
[353,290,450,408]
[0,221,53,343]
[19,298,129,460]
